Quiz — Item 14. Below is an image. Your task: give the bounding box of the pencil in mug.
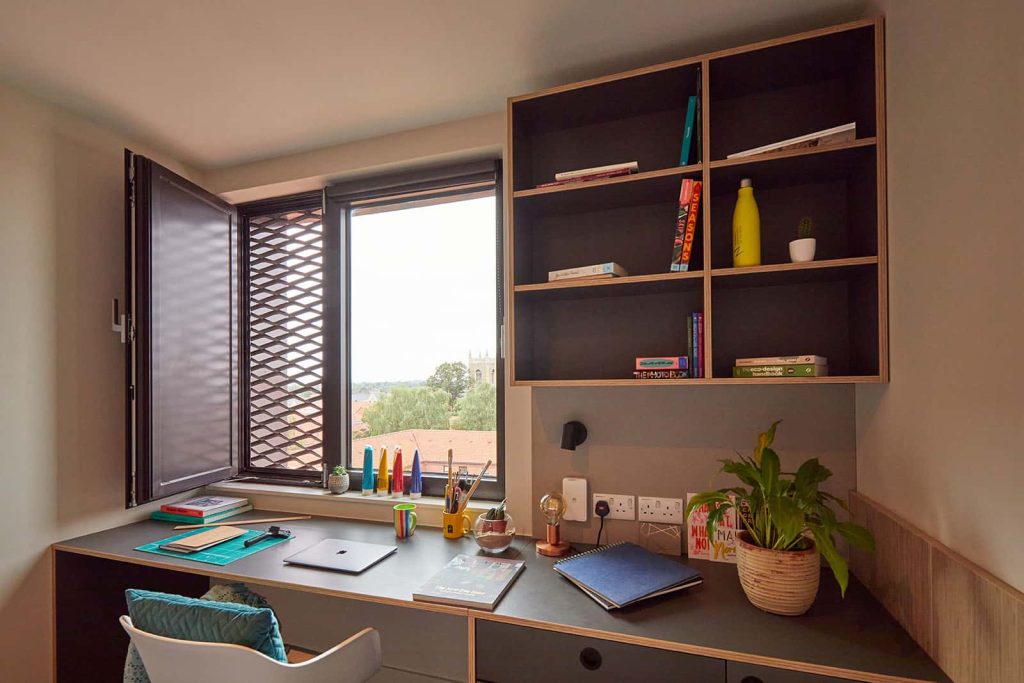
[457,459,492,514]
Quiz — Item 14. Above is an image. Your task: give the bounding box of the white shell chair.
[120,616,382,683]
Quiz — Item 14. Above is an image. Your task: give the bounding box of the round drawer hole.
[579,647,602,670]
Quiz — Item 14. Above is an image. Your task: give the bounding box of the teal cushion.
[125,588,287,663]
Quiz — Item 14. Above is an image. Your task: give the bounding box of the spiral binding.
[553,541,627,566]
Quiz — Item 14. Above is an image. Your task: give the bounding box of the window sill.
[206,480,492,528]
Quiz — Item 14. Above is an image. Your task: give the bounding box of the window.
[238,162,504,499]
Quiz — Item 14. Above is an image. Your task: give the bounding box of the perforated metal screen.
[246,206,324,471]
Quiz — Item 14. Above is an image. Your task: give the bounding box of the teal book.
[679,95,698,166]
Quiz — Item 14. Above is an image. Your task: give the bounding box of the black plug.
[594,500,610,546]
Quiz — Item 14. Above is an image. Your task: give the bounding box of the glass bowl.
[473,512,516,554]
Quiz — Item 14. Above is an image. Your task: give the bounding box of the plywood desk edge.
[53,537,945,683]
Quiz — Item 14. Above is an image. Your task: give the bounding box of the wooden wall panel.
[850,492,1024,683]
[849,493,932,651]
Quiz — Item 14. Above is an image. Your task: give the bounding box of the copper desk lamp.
[535,492,571,557]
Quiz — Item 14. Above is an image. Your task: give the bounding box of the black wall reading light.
[560,420,588,451]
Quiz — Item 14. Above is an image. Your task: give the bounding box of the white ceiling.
[0,0,865,170]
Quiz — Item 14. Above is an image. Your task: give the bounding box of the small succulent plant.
[798,217,815,239]
[332,464,347,476]
[485,500,506,521]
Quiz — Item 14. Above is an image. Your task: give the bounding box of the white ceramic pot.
[328,472,349,494]
[789,238,816,262]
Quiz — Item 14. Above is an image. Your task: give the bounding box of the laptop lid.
[283,539,397,573]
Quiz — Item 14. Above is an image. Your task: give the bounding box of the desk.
[53,512,949,683]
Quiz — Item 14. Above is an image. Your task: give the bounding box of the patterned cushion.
[123,587,286,682]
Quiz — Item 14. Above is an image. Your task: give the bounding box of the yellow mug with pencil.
[443,454,492,539]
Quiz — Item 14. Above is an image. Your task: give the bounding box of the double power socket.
[592,493,684,525]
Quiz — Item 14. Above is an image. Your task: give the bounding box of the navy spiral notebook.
[553,542,702,610]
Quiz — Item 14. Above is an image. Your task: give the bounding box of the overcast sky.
[349,195,497,383]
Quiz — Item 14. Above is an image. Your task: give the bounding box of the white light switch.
[562,477,588,522]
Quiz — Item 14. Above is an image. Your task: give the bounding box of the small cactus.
[798,217,814,239]
[485,500,506,520]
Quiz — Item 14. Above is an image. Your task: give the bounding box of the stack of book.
[732,355,829,378]
[537,161,638,188]
[548,261,627,282]
[726,122,855,159]
[151,495,252,524]
[634,356,688,380]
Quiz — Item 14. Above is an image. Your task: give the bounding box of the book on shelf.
[548,262,627,282]
[553,542,703,610]
[553,161,638,181]
[695,312,704,378]
[735,354,828,367]
[633,370,688,380]
[732,363,829,378]
[160,496,249,518]
[413,554,525,611]
[669,179,702,272]
[686,493,738,563]
[678,67,702,165]
[726,122,856,159]
[535,168,635,188]
[636,356,689,371]
[678,95,698,166]
[150,504,253,525]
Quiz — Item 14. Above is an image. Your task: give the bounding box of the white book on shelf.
[726,123,856,159]
[554,161,638,181]
[548,262,628,282]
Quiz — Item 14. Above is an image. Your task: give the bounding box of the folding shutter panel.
[126,151,239,506]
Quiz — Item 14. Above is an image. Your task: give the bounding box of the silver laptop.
[283,539,397,573]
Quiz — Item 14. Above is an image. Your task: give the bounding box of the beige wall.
[855,1,1024,593]
[531,386,857,543]
[0,80,199,681]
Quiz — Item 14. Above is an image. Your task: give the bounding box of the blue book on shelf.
[553,542,702,610]
[678,95,698,166]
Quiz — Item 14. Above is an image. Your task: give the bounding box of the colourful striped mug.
[393,503,417,538]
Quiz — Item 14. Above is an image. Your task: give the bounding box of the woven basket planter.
[735,531,821,616]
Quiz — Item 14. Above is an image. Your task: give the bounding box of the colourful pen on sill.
[392,446,403,497]
[376,446,389,496]
[410,449,422,499]
[361,445,375,495]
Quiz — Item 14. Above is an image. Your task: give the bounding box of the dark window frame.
[325,160,505,501]
[237,161,505,501]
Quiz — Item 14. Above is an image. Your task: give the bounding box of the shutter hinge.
[129,384,136,401]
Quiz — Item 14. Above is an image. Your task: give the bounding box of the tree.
[453,382,496,431]
[425,361,469,409]
[362,387,450,436]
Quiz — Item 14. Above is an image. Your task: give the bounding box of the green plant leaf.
[767,494,804,548]
[760,447,780,495]
[810,526,850,596]
[684,491,732,520]
[836,521,875,552]
[721,459,762,489]
[754,420,782,464]
[794,458,831,492]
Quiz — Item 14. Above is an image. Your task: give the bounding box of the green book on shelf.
[150,504,253,525]
[732,364,828,378]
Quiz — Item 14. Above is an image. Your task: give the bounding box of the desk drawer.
[475,620,724,682]
[727,662,855,682]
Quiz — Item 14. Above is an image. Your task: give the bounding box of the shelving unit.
[507,18,887,386]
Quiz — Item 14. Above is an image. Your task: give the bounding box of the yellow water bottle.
[732,178,761,267]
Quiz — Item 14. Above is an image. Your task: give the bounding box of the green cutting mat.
[134,528,293,566]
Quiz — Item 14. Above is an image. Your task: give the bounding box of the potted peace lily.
[685,421,874,616]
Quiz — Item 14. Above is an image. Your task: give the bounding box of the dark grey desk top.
[55,512,949,683]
